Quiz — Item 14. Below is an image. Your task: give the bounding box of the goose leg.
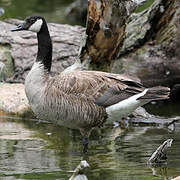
[80,128,92,153]
[82,137,89,153]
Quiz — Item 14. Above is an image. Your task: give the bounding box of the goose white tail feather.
[106,89,149,120]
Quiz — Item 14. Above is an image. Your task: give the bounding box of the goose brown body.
[25,66,143,129]
[26,68,169,130]
[43,70,142,129]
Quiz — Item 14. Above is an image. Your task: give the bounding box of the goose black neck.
[36,21,52,72]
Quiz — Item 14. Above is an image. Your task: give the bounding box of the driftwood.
[74,0,179,76]
[148,139,173,164]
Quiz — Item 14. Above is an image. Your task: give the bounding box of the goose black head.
[11,16,45,33]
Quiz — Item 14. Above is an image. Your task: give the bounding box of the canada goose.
[11,16,170,153]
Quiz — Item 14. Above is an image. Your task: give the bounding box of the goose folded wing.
[49,71,144,107]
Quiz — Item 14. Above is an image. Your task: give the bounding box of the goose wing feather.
[47,71,144,107]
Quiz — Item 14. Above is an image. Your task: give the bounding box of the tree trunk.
[78,0,138,72]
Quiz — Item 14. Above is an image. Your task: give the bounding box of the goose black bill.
[11,23,25,31]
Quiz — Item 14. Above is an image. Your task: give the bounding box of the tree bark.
[78,0,139,72]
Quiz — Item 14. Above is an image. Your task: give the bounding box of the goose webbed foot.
[82,137,89,154]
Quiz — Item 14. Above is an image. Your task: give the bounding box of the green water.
[0,113,180,180]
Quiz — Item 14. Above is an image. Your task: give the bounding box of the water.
[145,101,180,117]
[0,111,180,180]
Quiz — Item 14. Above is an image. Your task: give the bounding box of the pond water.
[0,107,180,180]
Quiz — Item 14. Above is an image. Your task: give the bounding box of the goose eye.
[30,19,35,23]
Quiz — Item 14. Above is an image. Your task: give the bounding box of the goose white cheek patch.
[29,19,43,32]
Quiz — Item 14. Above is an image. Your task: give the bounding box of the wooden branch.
[148,139,173,164]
